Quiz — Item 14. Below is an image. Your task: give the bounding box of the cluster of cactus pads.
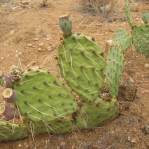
[0,15,131,142]
[125,0,149,57]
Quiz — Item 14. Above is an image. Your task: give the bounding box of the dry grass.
[82,0,125,16]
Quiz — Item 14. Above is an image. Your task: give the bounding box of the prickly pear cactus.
[0,15,127,142]
[13,70,77,134]
[132,25,149,57]
[76,97,119,129]
[125,0,149,57]
[105,28,132,97]
[58,15,121,129]
[0,120,27,142]
[105,46,124,97]
[58,16,106,103]
[112,29,131,52]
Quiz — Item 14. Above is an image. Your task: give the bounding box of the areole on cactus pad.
[0,15,132,142]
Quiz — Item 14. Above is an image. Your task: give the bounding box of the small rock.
[37,47,44,52]
[106,39,113,47]
[47,46,53,52]
[142,124,149,135]
[128,136,137,144]
[135,17,140,21]
[18,143,22,147]
[46,37,50,41]
[9,30,15,35]
[38,42,44,47]
[12,6,19,10]
[27,43,33,47]
[1,57,4,60]
[144,63,149,68]
[33,38,39,41]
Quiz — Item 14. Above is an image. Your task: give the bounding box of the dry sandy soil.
[0,0,149,148]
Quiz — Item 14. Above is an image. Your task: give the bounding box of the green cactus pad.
[76,98,119,129]
[58,34,106,102]
[112,29,132,52]
[125,0,149,57]
[14,70,77,134]
[105,46,124,97]
[0,120,28,142]
[132,25,149,57]
[28,118,74,135]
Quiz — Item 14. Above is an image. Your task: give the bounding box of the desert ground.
[0,0,149,148]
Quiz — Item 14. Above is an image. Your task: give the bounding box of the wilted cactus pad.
[132,25,149,57]
[14,70,77,133]
[58,34,106,102]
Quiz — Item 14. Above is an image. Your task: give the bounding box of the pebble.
[144,63,149,68]
[129,77,135,83]
[38,42,44,47]
[1,57,4,60]
[18,143,22,147]
[9,30,15,35]
[27,43,33,47]
[46,37,50,41]
[33,38,39,41]
[127,136,137,144]
[12,6,19,10]
[37,47,43,52]
[47,46,53,52]
[106,39,113,47]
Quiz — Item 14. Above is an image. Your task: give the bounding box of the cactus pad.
[105,46,124,97]
[112,29,131,52]
[125,0,149,56]
[76,98,119,129]
[14,70,77,134]
[132,25,149,57]
[0,120,27,142]
[58,34,106,102]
